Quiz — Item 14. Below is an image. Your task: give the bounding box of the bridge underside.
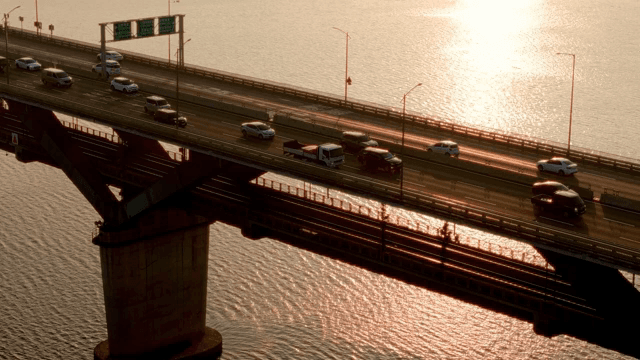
[1,99,639,358]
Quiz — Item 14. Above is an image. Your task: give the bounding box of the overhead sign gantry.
[98,15,185,78]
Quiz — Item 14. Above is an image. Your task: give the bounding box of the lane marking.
[582,172,617,181]
[459,181,485,190]
[603,218,636,227]
[620,237,639,243]
[537,217,575,226]
[464,197,495,206]
[405,181,424,188]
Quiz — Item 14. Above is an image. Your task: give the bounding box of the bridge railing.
[252,176,552,269]
[4,26,640,174]
[2,67,640,274]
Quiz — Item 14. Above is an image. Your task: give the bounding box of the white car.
[427,140,460,157]
[110,77,138,93]
[15,57,42,71]
[537,157,578,176]
[92,60,121,76]
[96,51,124,62]
[241,121,275,140]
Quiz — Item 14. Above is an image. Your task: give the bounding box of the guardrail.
[4,26,640,175]
[2,79,640,274]
[252,176,552,269]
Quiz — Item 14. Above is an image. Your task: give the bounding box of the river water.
[1,0,638,359]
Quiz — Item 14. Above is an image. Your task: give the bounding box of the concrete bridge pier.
[92,205,222,359]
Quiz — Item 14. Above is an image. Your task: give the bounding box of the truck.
[283,140,344,168]
[530,190,586,218]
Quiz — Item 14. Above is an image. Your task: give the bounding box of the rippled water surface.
[1,0,639,359]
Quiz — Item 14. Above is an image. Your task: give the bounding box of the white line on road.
[582,172,617,181]
[464,197,495,206]
[620,237,639,243]
[405,181,424,188]
[459,181,485,190]
[603,218,636,227]
[537,217,575,226]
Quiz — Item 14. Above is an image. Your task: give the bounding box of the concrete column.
[93,206,221,359]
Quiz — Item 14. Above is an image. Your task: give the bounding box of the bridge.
[2,27,640,359]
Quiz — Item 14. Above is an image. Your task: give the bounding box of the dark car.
[531,181,575,196]
[531,190,586,218]
[0,56,8,73]
[340,131,378,153]
[357,147,402,174]
[154,109,187,127]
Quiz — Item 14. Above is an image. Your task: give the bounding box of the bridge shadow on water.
[242,210,640,359]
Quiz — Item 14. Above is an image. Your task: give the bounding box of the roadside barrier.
[4,26,639,175]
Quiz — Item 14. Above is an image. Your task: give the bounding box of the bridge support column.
[93,205,221,359]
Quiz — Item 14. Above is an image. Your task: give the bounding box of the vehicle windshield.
[56,72,69,78]
[256,124,270,130]
[120,79,133,85]
[329,147,344,158]
[382,152,394,160]
[157,100,169,106]
[449,144,458,149]
[24,59,35,64]
[356,135,370,142]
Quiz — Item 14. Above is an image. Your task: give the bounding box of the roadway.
[5,35,640,205]
[2,63,639,256]
[0,114,596,314]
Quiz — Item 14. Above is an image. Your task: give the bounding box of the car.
[154,109,187,127]
[357,147,403,174]
[241,121,275,140]
[96,51,124,62]
[41,68,74,87]
[144,96,171,114]
[537,157,578,176]
[531,181,576,196]
[15,57,42,71]
[340,131,378,153]
[0,56,8,73]
[92,60,121,76]
[531,190,586,218]
[427,140,460,157]
[110,77,138,93]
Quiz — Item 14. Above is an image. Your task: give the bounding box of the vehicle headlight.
[574,207,578,212]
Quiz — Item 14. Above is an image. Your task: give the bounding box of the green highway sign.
[158,16,175,35]
[137,19,155,38]
[114,22,132,41]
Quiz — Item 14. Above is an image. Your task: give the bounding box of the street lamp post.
[557,52,575,155]
[4,5,21,84]
[399,83,422,198]
[175,38,191,114]
[332,27,351,102]
[35,0,38,35]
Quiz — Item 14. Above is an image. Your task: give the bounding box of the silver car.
[144,96,171,114]
[428,140,460,157]
[96,51,124,62]
[241,121,276,140]
[110,77,138,93]
[537,157,578,176]
[92,60,121,76]
[15,57,42,71]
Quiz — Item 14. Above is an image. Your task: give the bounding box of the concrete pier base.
[94,326,222,360]
[93,206,220,358]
